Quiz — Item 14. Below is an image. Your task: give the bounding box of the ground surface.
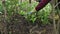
[0,14,54,34]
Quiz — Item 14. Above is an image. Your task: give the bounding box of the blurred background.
[0,0,60,34]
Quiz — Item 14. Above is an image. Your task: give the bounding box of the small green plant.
[19,1,52,25]
[0,0,52,25]
[38,3,52,25]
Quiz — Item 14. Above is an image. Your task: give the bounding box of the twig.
[2,0,8,34]
[54,2,60,8]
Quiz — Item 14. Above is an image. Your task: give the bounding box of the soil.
[0,14,54,34]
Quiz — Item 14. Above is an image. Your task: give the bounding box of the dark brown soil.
[0,14,54,34]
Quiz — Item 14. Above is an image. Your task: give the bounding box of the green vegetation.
[19,1,52,24]
[0,0,60,34]
[0,0,52,25]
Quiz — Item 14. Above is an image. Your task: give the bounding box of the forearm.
[35,0,51,11]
